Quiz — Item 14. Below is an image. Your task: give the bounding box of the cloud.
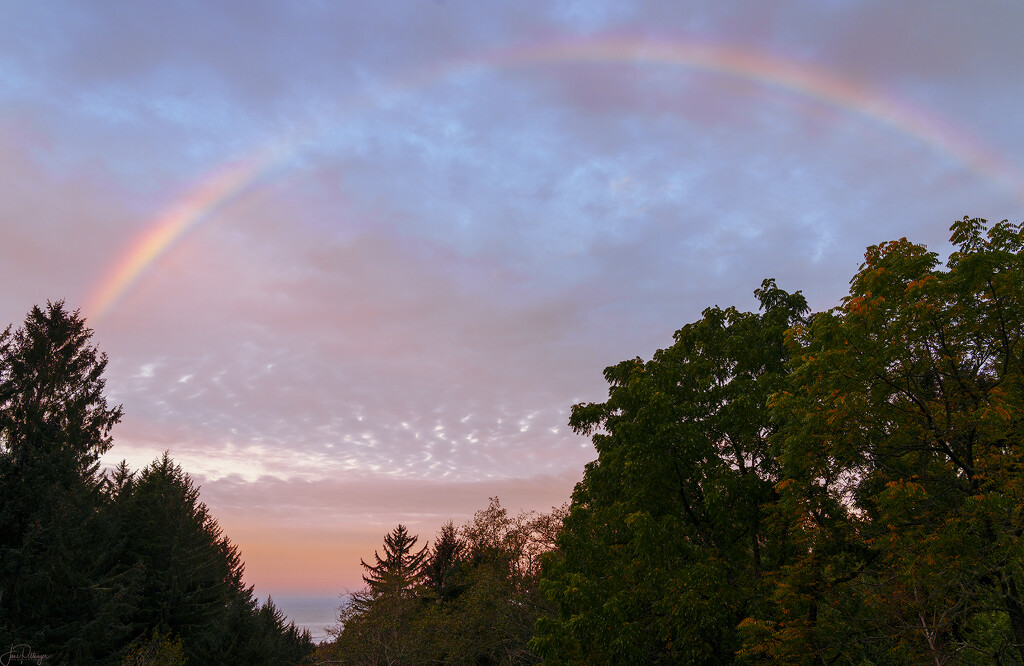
[5,0,1024,597]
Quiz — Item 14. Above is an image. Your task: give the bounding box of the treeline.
[6,215,1022,664]
[0,303,314,664]
[308,498,566,665]
[320,217,1024,664]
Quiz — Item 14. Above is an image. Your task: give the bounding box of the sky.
[2,1,1023,599]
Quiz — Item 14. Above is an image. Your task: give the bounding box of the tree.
[534,280,808,664]
[114,453,243,662]
[0,301,122,474]
[113,452,313,664]
[450,498,562,664]
[326,587,422,665]
[360,524,429,600]
[744,218,1024,663]
[325,525,431,665]
[0,303,312,664]
[323,500,564,665]
[120,631,187,666]
[0,301,130,661]
[226,596,315,666]
[461,497,565,595]
[423,520,467,601]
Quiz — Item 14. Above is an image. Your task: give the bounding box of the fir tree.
[0,302,130,661]
[424,520,467,601]
[360,524,428,599]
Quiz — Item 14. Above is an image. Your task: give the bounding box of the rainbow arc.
[83,36,1024,322]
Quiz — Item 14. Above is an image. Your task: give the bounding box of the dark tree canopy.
[423,519,467,601]
[536,217,1024,665]
[7,216,1020,665]
[0,303,312,664]
[320,500,564,665]
[0,301,128,661]
[533,279,809,664]
[0,301,122,464]
[114,453,246,662]
[744,218,1024,663]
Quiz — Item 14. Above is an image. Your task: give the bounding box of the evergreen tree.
[0,301,131,661]
[424,520,467,601]
[114,453,240,662]
[113,453,312,664]
[323,501,564,665]
[360,524,429,599]
[0,303,313,664]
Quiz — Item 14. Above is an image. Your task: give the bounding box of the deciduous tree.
[746,218,1024,663]
[534,280,808,664]
[324,500,564,665]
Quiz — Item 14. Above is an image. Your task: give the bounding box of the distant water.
[270,596,344,645]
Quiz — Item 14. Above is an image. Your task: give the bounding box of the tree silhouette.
[0,301,129,661]
[360,524,428,599]
[0,303,313,664]
[423,520,466,601]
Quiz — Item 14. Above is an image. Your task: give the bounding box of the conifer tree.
[115,453,238,661]
[424,520,467,601]
[360,524,429,598]
[0,301,130,661]
[0,303,313,664]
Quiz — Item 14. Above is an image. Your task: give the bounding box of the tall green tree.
[745,218,1024,664]
[0,303,312,664]
[424,519,467,601]
[0,302,130,661]
[114,453,243,662]
[454,498,560,664]
[534,280,808,664]
[113,452,313,664]
[325,524,431,665]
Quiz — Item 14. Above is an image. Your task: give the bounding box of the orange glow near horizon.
[225,520,435,597]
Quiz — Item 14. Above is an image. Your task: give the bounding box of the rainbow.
[84,150,281,319]
[490,36,1021,194]
[84,35,1024,321]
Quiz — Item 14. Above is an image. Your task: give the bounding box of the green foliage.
[109,452,314,664]
[8,216,1023,664]
[227,596,315,665]
[751,217,1024,663]
[0,301,133,661]
[120,631,187,666]
[113,453,245,662]
[322,498,563,665]
[537,219,1024,663]
[423,520,467,601]
[534,280,808,664]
